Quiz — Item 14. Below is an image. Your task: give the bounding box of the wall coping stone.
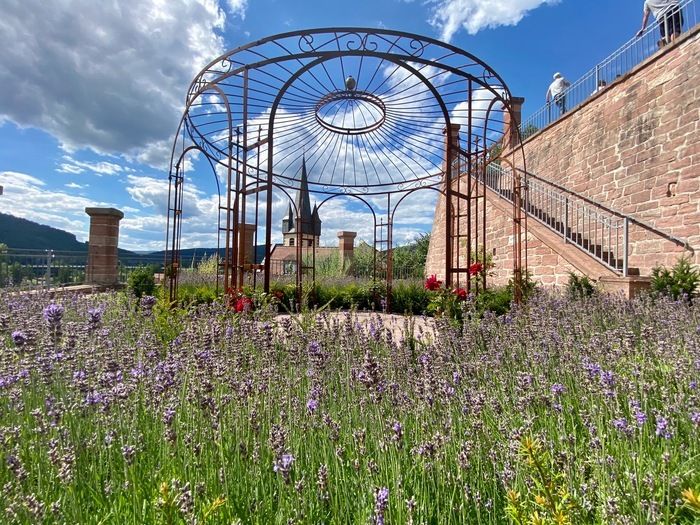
[85,207,124,219]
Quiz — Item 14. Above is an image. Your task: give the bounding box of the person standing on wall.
[637,0,683,46]
[546,72,571,120]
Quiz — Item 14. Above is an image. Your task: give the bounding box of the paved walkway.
[275,311,438,344]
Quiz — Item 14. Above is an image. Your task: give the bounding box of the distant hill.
[0,212,139,256]
[148,246,267,265]
[0,212,88,251]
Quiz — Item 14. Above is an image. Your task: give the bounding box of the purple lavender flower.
[85,391,104,406]
[612,417,631,435]
[373,487,389,525]
[655,417,672,439]
[550,383,566,396]
[600,370,615,387]
[140,296,157,312]
[690,412,700,426]
[43,303,64,326]
[306,398,319,413]
[584,361,601,378]
[121,445,136,465]
[163,407,176,425]
[87,307,103,328]
[273,453,295,483]
[11,330,27,346]
[391,421,403,445]
[308,341,321,355]
[634,409,647,426]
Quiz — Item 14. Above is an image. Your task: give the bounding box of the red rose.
[425,274,442,291]
[468,262,484,277]
[453,287,467,301]
[235,296,253,313]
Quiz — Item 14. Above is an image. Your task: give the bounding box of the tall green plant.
[566,272,596,300]
[651,256,699,301]
[127,266,156,298]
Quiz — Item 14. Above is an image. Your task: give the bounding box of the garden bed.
[1,290,699,523]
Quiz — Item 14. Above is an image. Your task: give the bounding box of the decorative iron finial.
[345,75,356,91]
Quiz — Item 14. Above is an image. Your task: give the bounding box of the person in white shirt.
[546,72,571,116]
[637,0,683,45]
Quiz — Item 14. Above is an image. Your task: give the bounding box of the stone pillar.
[337,231,357,272]
[442,123,461,173]
[502,96,525,151]
[85,207,123,286]
[238,223,256,266]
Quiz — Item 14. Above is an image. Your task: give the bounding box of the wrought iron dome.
[167,28,527,306]
[179,27,513,196]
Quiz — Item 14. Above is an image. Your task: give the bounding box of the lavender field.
[1,291,699,524]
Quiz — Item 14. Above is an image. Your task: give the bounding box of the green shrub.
[127,266,156,298]
[651,256,700,301]
[566,272,596,300]
[178,283,219,305]
[506,270,537,301]
[390,281,431,314]
[473,287,512,317]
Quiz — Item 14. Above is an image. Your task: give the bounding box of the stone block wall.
[509,28,700,273]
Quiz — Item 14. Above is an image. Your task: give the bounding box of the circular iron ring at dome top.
[314,90,386,135]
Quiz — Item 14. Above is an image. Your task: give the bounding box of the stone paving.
[275,310,438,344]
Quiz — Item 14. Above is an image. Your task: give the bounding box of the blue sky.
[0,0,651,251]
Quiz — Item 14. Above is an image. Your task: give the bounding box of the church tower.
[281,158,322,247]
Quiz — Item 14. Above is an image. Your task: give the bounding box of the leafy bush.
[178,283,219,305]
[651,256,700,301]
[506,271,537,301]
[473,287,513,317]
[391,281,431,314]
[566,272,596,300]
[127,266,156,298]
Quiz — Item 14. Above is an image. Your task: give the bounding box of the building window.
[289,238,294,247]
[308,239,313,247]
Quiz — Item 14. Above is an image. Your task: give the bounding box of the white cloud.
[0,0,244,166]
[65,182,87,189]
[57,156,130,176]
[427,0,560,41]
[226,0,248,18]
[0,171,109,241]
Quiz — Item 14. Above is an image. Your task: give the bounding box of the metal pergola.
[166,28,527,308]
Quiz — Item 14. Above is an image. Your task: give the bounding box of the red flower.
[453,287,467,301]
[234,296,254,313]
[425,274,443,291]
[468,262,484,277]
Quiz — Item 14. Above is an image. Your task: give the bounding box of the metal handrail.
[473,162,692,276]
[482,163,630,274]
[514,168,692,252]
[521,0,699,134]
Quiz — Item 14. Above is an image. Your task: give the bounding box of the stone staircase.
[479,162,641,276]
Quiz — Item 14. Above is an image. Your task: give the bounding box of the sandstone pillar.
[85,207,123,286]
[239,223,256,266]
[442,123,461,173]
[502,96,525,151]
[337,231,357,272]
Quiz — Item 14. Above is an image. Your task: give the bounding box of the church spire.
[295,156,313,227]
